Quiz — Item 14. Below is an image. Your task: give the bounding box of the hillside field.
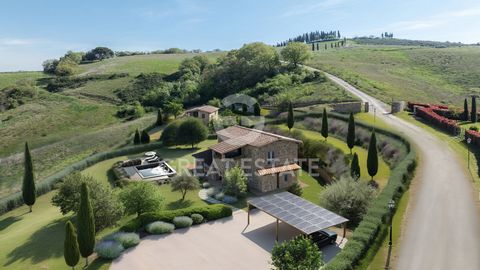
[307,44,480,105]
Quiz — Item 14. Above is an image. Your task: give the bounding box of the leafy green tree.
[271,235,323,270]
[207,98,221,108]
[119,182,164,216]
[321,108,328,141]
[55,58,77,76]
[347,113,356,154]
[160,121,181,146]
[287,102,294,131]
[464,98,469,121]
[140,130,150,144]
[280,42,311,67]
[22,142,36,212]
[133,129,141,144]
[52,173,124,231]
[287,182,303,196]
[367,131,378,180]
[42,59,59,74]
[64,221,80,270]
[164,101,184,119]
[472,96,477,123]
[170,175,200,200]
[350,153,361,180]
[84,47,114,61]
[156,109,164,126]
[320,177,374,225]
[224,166,248,197]
[77,183,95,267]
[62,51,84,64]
[178,118,208,148]
[254,103,261,116]
[325,44,327,50]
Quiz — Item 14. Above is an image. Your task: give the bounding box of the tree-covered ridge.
[275,30,341,47]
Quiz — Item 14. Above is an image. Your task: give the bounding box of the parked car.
[308,230,337,248]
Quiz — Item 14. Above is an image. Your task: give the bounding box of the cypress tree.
[367,132,378,180]
[22,142,36,212]
[64,221,80,270]
[287,102,294,131]
[347,113,355,154]
[156,109,163,126]
[321,108,328,141]
[316,43,319,50]
[141,130,150,144]
[464,98,469,121]
[325,44,327,50]
[312,43,315,51]
[351,153,360,180]
[133,129,141,144]
[77,183,95,267]
[254,103,261,116]
[472,96,477,123]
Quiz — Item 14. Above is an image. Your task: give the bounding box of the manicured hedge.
[121,204,233,232]
[406,102,460,135]
[465,129,480,147]
[0,141,164,215]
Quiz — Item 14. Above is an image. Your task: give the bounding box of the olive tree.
[281,42,311,67]
[119,182,164,216]
[271,235,323,270]
[170,175,200,200]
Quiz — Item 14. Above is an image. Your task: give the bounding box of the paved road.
[323,71,480,270]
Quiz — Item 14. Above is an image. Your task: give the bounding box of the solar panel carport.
[247,192,349,241]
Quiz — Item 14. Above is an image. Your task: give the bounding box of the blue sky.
[1,0,480,71]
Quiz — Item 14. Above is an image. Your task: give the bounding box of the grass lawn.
[307,45,480,104]
[298,170,325,205]
[275,125,391,189]
[0,139,217,270]
[0,71,47,89]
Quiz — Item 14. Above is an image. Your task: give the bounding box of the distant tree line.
[352,37,466,48]
[381,32,394,38]
[115,48,205,57]
[275,30,341,47]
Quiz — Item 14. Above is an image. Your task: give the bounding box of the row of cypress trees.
[286,103,378,181]
[64,183,95,268]
[463,96,478,122]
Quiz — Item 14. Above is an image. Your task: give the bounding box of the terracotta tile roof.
[209,139,245,154]
[257,163,301,176]
[215,126,301,148]
[186,105,219,114]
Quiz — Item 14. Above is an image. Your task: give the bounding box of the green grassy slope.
[78,52,223,76]
[307,44,480,104]
[0,72,46,89]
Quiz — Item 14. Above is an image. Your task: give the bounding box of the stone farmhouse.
[193,125,302,193]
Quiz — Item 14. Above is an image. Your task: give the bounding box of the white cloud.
[0,38,35,46]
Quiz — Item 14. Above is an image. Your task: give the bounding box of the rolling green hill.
[307,44,480,105]
[0,53,223,198]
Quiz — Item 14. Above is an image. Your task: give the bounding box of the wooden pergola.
[247,192,348,241]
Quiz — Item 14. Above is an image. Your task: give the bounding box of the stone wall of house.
[332,102,363,114]
[391,101,405,113]
[245,140,298,168]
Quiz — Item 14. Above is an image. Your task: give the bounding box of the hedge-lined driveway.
[110,209,344,270]
[324,71,480,270]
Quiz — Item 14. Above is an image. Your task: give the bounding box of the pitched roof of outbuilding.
[186,105,219,114]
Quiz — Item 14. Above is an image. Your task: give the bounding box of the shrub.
[160,121,181,146]
[202,182,211,189]
[120,218,142,232]
[222,195,238,204]
[214,192,225,201]
[223,167,247,197]
[206,187,217,197]
[139,205,233,227]
[191,213,204,225]
[320,177,375,226]
[145,221,175,234]
[111,232,140,249]
[287,182,303,196]
[94,240,124,259]
[271,235,323,270]
[119,181,164,217]
[173,216,193,228]
[177,118,208,148]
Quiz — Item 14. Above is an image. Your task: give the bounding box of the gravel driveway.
[323,71,480,270]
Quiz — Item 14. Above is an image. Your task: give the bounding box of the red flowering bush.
[410,103,460,135]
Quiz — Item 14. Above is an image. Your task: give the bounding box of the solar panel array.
[248,192,349,235]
